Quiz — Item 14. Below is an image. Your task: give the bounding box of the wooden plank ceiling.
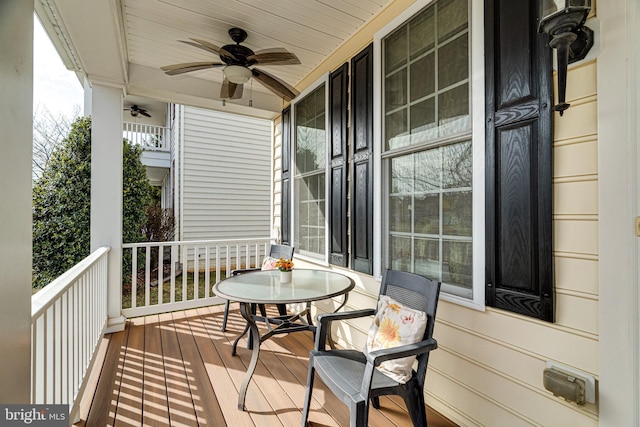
[122,0,391,97]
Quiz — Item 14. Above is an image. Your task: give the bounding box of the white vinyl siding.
[180,106,272,240]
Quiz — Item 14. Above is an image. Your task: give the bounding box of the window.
[293,84,326,259]
[379,0,480,301]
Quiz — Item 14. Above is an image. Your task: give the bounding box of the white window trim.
[289,74,330,266]
[373,0,485,310]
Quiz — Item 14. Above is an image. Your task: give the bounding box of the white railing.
[121,238,273,318]
[123,122,169,152]
[31,246,110,422]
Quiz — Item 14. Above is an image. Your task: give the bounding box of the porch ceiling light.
[223,65,252,84]
[538,0,593,116]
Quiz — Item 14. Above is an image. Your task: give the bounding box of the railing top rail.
[123,122,169,129]
[122,237,273,249]
[31,246,111,319]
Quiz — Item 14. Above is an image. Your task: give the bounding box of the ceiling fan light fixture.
[224,65,252,84]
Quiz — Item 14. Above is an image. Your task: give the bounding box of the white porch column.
[88,82,125,333]
[0,0,33,403]
[598,0,640,425]
[83,76,92,117]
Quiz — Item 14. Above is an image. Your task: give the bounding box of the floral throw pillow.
[364,295,428,383]
[261,256,279,271]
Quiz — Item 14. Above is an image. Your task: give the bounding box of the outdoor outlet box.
[543,362,596,405]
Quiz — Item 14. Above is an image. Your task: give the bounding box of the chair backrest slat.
[379,269,441,341]
[269,244,294,260]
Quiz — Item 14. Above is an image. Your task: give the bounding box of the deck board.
[157,312,199,426]
[143,314,171,426]
[79,304,458,427]
[116,317,145,426]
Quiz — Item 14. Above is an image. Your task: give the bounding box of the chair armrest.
[230,267,260,276]
[314,309,376,351]
[365,337,438,366]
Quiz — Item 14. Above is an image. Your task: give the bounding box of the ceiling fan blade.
[219,46,240,63]
[161,62,223,75]
[251,68,300,101]
[183,38,222,56]
[140,110,151,118]
[247,48,301,65]
[220,78,244,99]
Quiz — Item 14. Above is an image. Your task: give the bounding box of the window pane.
[383,0,469,151]
[385,28,407,72]
[386,141,472,291]
[438,0,468,41]
[389,195,411,233]
[410,97,436,140]
[438,35,468,89]
[442,240,472,289]
[383,1,472,298]
[443,191,472,236]
[442,140,472,188]
[385,109,408,150]
[414,237,440,279]
[294,85,326,258]
[390,235,411,271]
[414,149,441,191]
[410,54,435,101]
[415,194,440,234]
[391,155,414,193]
[438,83,469,136]
[385,69,407,110]
[409,6,435,59]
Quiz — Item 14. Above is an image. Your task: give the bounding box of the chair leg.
[351,400,369,427]
[371,396,380,409]
[301,363,316,426]
[221,300,231,332]
[402,387,427,427]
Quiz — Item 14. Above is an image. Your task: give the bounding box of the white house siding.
[279,4,602,426]
[180,106,273,242]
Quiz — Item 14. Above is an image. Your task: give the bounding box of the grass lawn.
[122,269,228,309]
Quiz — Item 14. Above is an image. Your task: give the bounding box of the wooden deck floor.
[77,304,457,427]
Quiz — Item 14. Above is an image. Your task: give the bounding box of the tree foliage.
[32,105,80,180]
[32,116,152,289]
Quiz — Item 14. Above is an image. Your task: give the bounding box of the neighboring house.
[126,104,274,242]
[2,1,638,427]
[173,105,273,242]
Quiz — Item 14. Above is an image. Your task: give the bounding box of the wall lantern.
[538,0,593,115]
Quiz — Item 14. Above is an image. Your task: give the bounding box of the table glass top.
[213,269,354,304]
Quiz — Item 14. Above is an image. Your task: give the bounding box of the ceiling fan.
[124,105,151,118]
[161,27,301,102]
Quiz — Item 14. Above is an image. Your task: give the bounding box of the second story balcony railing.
[123,122,169,152]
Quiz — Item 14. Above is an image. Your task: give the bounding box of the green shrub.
[32,116,152,290]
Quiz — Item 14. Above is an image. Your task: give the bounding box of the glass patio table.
[213,268,355,410]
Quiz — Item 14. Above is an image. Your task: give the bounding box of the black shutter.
[350,44,373,275]
[329,63,349,266]
[281,107,291,246]
[485,0,554,321]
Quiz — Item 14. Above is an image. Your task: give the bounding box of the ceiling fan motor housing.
[220,44,255,65]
